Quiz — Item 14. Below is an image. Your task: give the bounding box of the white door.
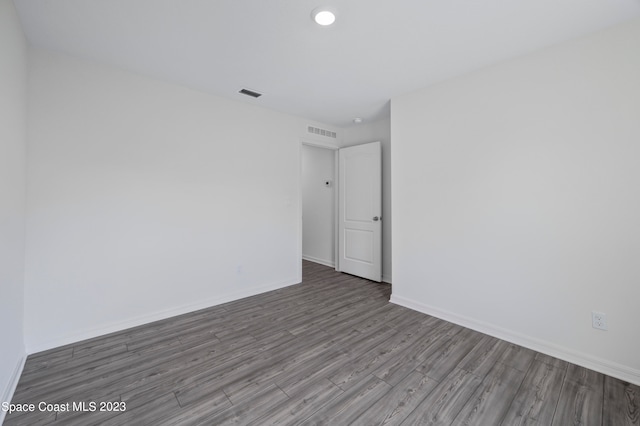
[338,142,382,282]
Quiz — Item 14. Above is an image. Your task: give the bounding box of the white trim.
[390,294,640,386]
[382,274,392,284]
[302,255,335,268]
[1,355,26,423]
[26,278,300,355]
[301,137,339,150]
[334,149,340,273]
[297,140,303,284]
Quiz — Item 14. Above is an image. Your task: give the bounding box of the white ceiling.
[14,0,640,128]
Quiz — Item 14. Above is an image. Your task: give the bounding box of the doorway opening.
[301,143,338,268]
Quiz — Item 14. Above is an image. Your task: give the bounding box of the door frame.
[299,138,340,282]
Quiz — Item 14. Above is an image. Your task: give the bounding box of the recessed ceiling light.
[353,118,363,124]
[312,8,336,26]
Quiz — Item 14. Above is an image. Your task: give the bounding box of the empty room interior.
[2,0,640,424]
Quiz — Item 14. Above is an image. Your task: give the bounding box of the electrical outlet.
[592,311,608,330]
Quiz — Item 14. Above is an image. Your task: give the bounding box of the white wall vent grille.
[308,126,337,139]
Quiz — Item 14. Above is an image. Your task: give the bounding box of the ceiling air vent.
[239,88,262,98]
[308,126,337,139]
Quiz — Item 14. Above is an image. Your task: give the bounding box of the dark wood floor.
[5,261,639,425]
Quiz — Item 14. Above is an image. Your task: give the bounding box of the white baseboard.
[302,255,335,268]
[390,294,640,386]
[26,278,300,355]
[1,355,26,424]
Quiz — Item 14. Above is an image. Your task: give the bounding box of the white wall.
[0,0,28,412]
[302,145,335,267]
[391,19,640,384]
[343,118,392,283]
[24,49,337,353]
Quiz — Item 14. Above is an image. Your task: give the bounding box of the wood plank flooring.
[4,261,639,425]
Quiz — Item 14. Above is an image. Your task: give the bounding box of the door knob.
[373,216,380,221]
